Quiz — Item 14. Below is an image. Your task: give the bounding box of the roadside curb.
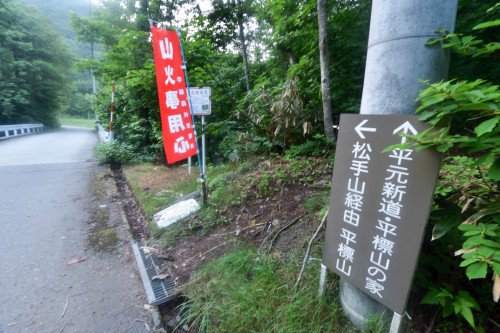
[96,130,162,327]
[107,167,163,329]
[96,131,162,327]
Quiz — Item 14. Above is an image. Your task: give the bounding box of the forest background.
[1,0,494,163]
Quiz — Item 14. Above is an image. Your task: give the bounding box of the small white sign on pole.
[189,87,211,115]
[189,87,211,174]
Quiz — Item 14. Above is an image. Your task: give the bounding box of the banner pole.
[177,28,207,204]
[202,115,206,175]
[109,81,115,141]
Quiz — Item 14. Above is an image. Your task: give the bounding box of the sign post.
[321,114,441,317]
[109,81,115,141]
[202,115,206,174]
[325,1,457,330]
[189,87,211,174]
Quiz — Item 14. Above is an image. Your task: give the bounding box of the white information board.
[189,87,211,115]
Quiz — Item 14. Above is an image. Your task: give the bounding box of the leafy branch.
[394,6,500,330]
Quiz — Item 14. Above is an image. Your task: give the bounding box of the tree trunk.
[317,0,335,139]
[237,0,251,93]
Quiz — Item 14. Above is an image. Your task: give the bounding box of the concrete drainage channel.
[132,243,177,306]
[112,168,201,330]
[111,182,163,328]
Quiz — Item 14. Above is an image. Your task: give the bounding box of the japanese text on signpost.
[322,114,441,314]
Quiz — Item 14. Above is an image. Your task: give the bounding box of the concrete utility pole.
[341,0,458,330]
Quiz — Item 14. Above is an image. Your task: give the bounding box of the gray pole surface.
[342,0,458,329]
[360,0,458,116]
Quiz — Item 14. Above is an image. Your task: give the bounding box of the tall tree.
[254,0,370,140]
[236,0,251,92]
[0,1,73,126]
[207,0,253,92]
[71,0,190,158]
[317,0,334,139]
[15,0,95,118]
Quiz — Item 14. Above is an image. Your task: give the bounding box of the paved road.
[0,127,152,332]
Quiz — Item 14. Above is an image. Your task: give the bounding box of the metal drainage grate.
[133,242,176,305]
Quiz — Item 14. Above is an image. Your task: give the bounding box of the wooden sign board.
[322,114,441,314]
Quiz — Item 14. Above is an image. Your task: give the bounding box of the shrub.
[94,140,136,167]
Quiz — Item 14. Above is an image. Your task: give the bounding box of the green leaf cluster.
[412,79,500,171]
[408,3,500,330]
[94,140,136,166]
[421,285,480,329]
[71,1,173,160]
[458,217,500,279]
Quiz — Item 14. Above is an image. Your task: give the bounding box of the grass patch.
[88,227,119,252]
[123,164,199,218]
[90,172,112,198]
[59,116,96,128]
[303,190,330,215]
[150,221,189,248]
[87,201,119,252]
[123,160,257,220]
[179,248,353,333]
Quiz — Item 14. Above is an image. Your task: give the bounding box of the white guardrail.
[97,124,111,142]
[0,124,44,140]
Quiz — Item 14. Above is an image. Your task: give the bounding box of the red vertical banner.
[151,26,197,164]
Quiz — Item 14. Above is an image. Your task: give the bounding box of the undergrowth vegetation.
[95,140,136,167]
[123,164,199,218]
[178,249,349,333]
[413,153,499,332]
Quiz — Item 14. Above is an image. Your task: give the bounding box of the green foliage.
[433,156,491,198]
[303,191,330,215]
[421,285,481,330]
[71,0,174,160]
[19,0,95,119]
[126,170,199,219]
[94,140,136,166]
[404,6,500,330]
[429,156,496,240]
[280,156,327,186]
[238,77,312,149]
[0,1,73,127]
[458,218,500,280]
[285,134,335,158]
[447,0,500,82]
[195,161,260,225]
[209,176,248,207]
[386,79,500,161]
[256,0,370,120]
[67,0,371,161]
[257,171,273,196]
[401,81,500,269]
[426,1,499,60]
[426,30,500,58]
[179,249,345,332]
